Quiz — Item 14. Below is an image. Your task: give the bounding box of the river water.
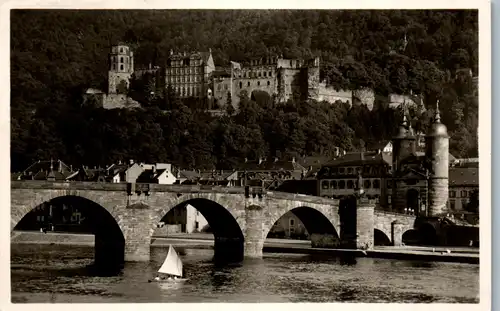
[11,244,479,303]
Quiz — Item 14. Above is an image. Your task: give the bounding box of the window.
[267,81,270,86]
[248,81,250,87]
[331,180,337,189]
[461,190,468,198]
[364,180,371,189]
[120,65,123,70]
[290,219,295,227]
[462,199,468,209]
[239,82,242,88]
[347,167,353,174]
[120,48,123,53]
[449,190,456,198]
[339,180,346,189]
[269,71,272,77]
[347,180,354,189]
[449,200,455,210]
[195,221,199,229]
[120,57,123,63]
[339,168,345,174]
[257,81,260,86]
[264,72,267,77]
[112,64,116,70]
[321,180,329,189]
[373,179,380,189]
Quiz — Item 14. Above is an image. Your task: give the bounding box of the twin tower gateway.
[392,103,449,217]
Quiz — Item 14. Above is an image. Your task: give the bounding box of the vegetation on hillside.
[10,10,478,171]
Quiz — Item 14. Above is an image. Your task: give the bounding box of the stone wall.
[353,88,375,110]
[102,94,141,110]
[317,84,352,104]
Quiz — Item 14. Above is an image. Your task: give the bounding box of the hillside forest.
[10,10,479,171]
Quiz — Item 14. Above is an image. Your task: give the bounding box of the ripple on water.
[11,245,479,303]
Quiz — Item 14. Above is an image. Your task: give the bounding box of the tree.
[225,92,235,116]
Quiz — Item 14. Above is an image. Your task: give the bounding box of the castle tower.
[108,44,134,94]
[306,57,320,101]
[276,66,287,103]
[425,101,449,217]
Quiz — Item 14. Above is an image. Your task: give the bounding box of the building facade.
[164,49,215,99]
[448,167,479,211]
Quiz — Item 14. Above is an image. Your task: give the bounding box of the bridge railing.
[374,206,418,218]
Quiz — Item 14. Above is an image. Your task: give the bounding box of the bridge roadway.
[10,181,417,265]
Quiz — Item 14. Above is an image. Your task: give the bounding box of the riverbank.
[11,231,479,264]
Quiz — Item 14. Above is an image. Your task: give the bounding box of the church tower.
[108,44,134,94]
[425,101,449,217]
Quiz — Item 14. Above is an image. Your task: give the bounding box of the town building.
[317,151,392,202]
[14,159,74,181]
[268,211,308,239]
[448,167,479,211]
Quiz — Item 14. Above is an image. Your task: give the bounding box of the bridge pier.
[355,198,375,250]
[391,220,404,247]
[120,206,156,262]
[214,236,244,262]
[244,205,265,258]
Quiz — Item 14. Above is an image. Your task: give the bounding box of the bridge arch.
[12,193,125,272]
[374,228,391,246]
[264,204,340,250]
[155,193,246,261]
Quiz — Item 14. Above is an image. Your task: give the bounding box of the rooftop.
[236,158,306,172]
[323,151,392,167]
[449,167,479,187]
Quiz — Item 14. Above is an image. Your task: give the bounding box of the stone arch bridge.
[11,181,416,265]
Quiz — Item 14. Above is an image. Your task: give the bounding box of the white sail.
[158,245,183,278]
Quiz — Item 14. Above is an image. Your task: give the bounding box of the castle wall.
[108,72,133,94]
[278,68,303,102]
[102,94,141,110]
[353,88,375,110]
[317,83,352,104]
[213,77,233,108]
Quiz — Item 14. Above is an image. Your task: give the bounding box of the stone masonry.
[11,181,417,262]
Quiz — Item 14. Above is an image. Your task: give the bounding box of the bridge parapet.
[11,181,340,205]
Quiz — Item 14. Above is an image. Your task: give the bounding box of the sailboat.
[151,245,186,282]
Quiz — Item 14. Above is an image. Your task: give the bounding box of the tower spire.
[435,100,441,123]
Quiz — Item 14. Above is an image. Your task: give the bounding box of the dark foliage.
[10,10,478,171]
